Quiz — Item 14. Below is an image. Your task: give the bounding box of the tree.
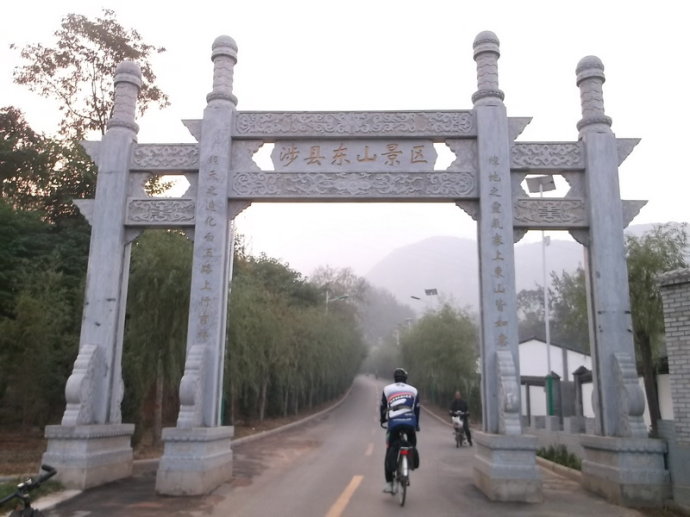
[123,230,192,445]
[0,268,76,428]
[550,267,589,352]
[1,106,97,221]
[226,255,365,425]
[516,286,546,341]
[626,223,688,435]
[399,304,478,408]
[12,9,169,140]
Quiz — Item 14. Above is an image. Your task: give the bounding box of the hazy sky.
[3,1,688,277]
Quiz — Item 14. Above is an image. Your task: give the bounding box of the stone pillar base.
[42,424,134,489]
[156,426,234,495]
[473,431,543,503]
[581,435,670,507]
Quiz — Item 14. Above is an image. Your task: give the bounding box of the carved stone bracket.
[445,140,478,173]
[229,200,251,220]
[496,349,521,435]
[613,352,647,438]
[62,344,106,426]
[456,200,479,221]
[177,344,210,429]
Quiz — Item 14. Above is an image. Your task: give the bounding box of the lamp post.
[325,290,349,314]
[526,175,557,415]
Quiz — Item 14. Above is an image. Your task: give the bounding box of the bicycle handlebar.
[33,464,57,486]
[0,464,57,505]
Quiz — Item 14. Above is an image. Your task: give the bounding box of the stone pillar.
[156,35,237,495]
[41,62,141,489]
[659,269,690,508]
[576,56,669,506]
[471,31,541,503]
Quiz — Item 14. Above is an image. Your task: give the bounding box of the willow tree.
[626,223,688,435]
[400,305,478,407]
[124,230,192,445]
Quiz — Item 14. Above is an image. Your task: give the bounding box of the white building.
[518,337,672,425]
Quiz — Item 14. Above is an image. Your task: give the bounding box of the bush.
[537,444,581,470]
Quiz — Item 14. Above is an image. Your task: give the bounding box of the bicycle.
[381,423,413,507]
[450,410,469,448]
[0,464,57,517]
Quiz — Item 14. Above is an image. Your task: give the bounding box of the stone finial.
[107,61,142,133]
[576,56,612,134]
[207,35,238,106]
[472,31,504,104]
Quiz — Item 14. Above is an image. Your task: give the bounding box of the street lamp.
[325,290,349,314]
[526,175,557,416]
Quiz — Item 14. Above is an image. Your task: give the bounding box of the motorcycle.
[450,410,469,447]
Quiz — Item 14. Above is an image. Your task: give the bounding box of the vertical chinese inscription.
[474,103,521,435]
[486,155,510,349]
[194,151,226,347]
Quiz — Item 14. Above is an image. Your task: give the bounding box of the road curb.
[231,385,353,447]
[423,406,586,486]
[535,456,582,483]
[12,386,354,511]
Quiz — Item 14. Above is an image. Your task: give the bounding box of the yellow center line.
[324,475,364,517]
[365,443,374,456]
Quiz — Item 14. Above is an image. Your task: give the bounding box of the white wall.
[520,339,673,423]
[519,339,592,381]
[640,374,674,427]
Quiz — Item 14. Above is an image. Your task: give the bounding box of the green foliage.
[227,258,366,424]
[0,479,63,513]
[122,230,193,440]
[11,9,169,139]
[626,223,688,352]
[550,267,589,352]
[399,305,479,409]
[0,268,79,427]
[517,286,546,340]
[0,106,97,221]
[537,445,581,470]
[362,340,402,379]
[0,200,88,427]
[626,223,688,434]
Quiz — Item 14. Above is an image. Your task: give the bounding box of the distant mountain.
[364,223,682,311]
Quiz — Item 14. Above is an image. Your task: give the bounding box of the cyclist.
[380,367,420,493]
[449,390,472,446]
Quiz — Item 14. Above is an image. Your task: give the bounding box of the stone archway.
[41,31,668,505]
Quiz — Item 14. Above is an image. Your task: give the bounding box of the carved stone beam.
[229,170,478,201]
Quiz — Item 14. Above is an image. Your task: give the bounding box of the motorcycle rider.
[449,390,472,446]
[380,367,420,493]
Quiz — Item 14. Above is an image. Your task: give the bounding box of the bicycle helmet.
[393,368,408,383]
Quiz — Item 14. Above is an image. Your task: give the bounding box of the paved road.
[43,375,652,516]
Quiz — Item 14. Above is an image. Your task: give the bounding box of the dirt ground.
[0,401,338,477]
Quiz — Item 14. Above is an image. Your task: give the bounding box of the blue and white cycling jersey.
[381,382,419,431]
